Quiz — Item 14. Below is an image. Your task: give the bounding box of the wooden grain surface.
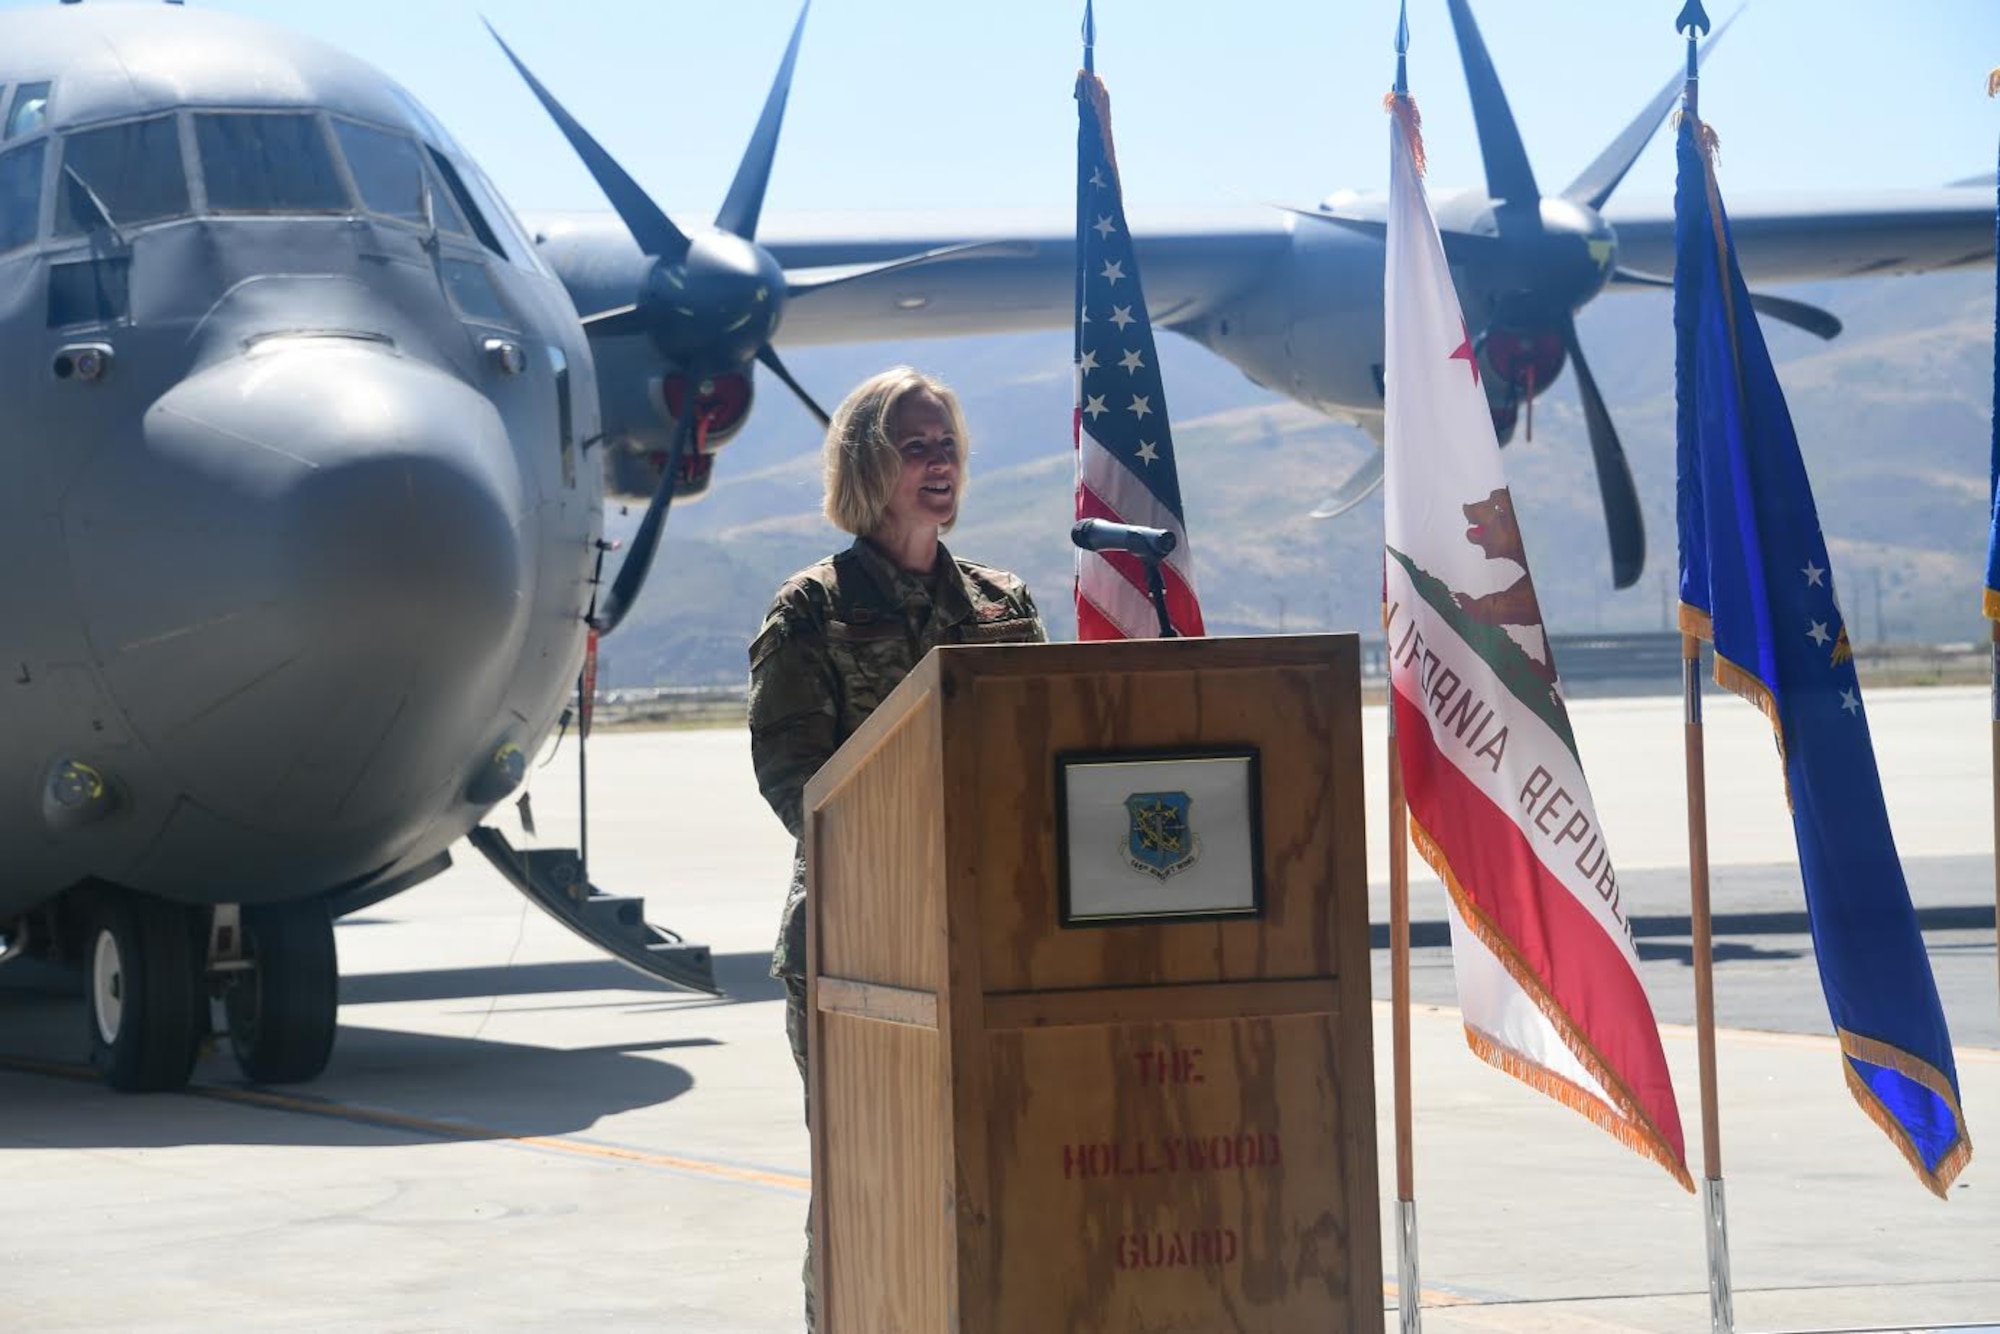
[961,652,1362,995]
[806,635,1379,1333]
[979,1013,1374,1333]
[813,690,945,995]
[820,1011,949,1334]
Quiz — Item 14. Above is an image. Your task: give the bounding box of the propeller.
[494,5,1033,632]
[1396,0,1809,589]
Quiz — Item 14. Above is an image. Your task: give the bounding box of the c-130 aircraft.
[0,0,1987,1092]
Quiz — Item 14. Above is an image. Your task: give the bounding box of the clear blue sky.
[21,0,1994,223]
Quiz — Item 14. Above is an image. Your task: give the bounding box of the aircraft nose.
[62,340,530,850]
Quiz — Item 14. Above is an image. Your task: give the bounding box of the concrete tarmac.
[3,685,1997,1332]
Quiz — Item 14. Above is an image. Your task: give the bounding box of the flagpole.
[1682,632,1732,1334]
[1386,11,1420,1328]
[1989,67,2000,1024]
[1677,7,1733,1331]
[1389,691,1420,1334]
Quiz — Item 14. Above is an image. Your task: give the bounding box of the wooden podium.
[801,635,1378,1333]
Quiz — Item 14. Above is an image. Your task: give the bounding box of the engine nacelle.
[600,368,754,503]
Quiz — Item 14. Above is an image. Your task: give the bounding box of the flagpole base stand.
[1703,1176,1735,1334]
[1396,1197,1422,1334]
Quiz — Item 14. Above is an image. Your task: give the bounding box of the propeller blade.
[486,21,691,262]
[1309,448,1384,519]
[785,239,1037,298]
[1443,0,1542,233]
[591,390,702,634]
[580,304,647,337]
[1610,268,1843,339]
[714,1,810,241]
[757,344,831,426]
[1561,6,1740,212]
[1743,291,1844,341]
[1558,320,1645,589]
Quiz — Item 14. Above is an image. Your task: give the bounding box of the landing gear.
[224,902,338,1085]
[85,891,203,1093]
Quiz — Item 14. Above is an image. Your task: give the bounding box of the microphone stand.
[1142,556,1178,638]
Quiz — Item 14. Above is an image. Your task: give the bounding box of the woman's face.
[880,389,960,532]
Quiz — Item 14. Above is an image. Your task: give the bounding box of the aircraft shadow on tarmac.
[0,1005,702,1150]
[0,955,795,1150]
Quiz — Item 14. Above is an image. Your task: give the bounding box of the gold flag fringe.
[1678,602,1713,640]
[1838,1028,1973,1199]
[1076,70,1122,183]
[1408,815,1695,1192]
[1671,109,1722,164]
[1987,68,2000,97]
[1384,92,1426,177]
[1984,587,2000,620]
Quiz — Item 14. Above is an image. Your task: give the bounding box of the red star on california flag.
[1449,318,1480,387]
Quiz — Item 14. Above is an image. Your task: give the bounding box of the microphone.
[1071,519,1177,560]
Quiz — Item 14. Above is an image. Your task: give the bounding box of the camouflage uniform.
[748,536,1044,1331]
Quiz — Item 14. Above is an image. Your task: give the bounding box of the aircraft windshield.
[332,119,466,234]
[6,83,50,140]
[196,113,347,215]
[0,140,42,253]
[56,115,189,236]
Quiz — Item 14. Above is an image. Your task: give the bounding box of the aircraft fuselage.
[0,5,601,927]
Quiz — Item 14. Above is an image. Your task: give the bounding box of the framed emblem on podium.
[1054,747,1264,927]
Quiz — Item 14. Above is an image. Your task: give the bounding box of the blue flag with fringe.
[1674,115,1971,1197]
[1986,98,2000,620]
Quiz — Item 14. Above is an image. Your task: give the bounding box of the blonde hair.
[821,366,971,536]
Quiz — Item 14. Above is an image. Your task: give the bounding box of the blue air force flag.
[1674,116,1970,1195]
[1985,107,2000,619]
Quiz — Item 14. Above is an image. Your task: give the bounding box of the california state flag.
[1381,98,1690,1189]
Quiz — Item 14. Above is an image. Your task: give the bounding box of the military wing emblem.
[1123,791,1200,881]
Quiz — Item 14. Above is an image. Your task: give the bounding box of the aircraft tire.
[227,902,338,1085]
[86,891,204,1094]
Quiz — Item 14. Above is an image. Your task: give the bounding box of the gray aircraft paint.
[0,4,600,918]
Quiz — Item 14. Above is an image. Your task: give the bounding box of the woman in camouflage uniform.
[747,366,1045,1328]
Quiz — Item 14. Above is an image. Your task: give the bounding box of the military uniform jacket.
[749,538,1046,977]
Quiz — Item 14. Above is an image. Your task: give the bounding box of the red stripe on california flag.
[1076,483,1206,636]
[1393,689,1686,1158]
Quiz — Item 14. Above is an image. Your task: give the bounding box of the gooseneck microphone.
[1070,518,1177,561]
[1070,519,1180,637]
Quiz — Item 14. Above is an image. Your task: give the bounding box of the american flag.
[1072,34,1203,640]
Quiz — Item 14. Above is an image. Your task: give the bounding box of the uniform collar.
[851,536,975,630]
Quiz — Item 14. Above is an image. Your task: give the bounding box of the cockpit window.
[6,83,50,140]
[196,113,348,215]
[57,115,189,236]
[0,140,44,252]
[331,119,466,234]
[425,147,507,260]
[440,257,510,324]
[459,160,551,278]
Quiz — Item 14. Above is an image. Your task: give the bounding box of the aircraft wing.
[529,207,1294,346]
[532,188,1992,355]
[1603,187,1994,284]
